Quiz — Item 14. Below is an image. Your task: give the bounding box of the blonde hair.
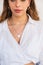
[0,0,39,23]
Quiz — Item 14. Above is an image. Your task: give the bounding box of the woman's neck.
[9,14,29,25]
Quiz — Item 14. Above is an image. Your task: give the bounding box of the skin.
[8,0,31,24]
[8,0,34,65]
[8,0,30,16]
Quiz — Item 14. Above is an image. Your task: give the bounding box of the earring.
[8,6,12,17]
[29,6,30,9]
[8,6,10,9]
[27,6,30,10]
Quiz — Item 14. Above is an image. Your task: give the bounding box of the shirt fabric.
[0,16,43,65]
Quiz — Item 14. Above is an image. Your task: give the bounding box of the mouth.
[14,9,22,13]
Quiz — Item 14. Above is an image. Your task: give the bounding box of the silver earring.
[8,7,10,9]
[27,6,30,10]
[29,6,30,9]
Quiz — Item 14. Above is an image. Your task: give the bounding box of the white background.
[0,0,43,21]
[0,0,43,65]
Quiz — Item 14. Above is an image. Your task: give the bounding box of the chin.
[14,13,24,17]
[12,10,25,17]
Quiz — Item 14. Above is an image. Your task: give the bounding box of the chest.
[2,34,41,59]
[1,33,41,65]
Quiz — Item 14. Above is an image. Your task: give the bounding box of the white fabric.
[0,16,43,65]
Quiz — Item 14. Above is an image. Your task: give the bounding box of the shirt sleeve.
[39,22,43,65]
[0,53,5,65]
[24,23,43,64]
[28,22,43,64]
[0,23,4,65]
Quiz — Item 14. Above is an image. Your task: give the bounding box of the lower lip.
[15,10,22,13]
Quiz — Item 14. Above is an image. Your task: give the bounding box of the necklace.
[13,17,28,38]
[12,25,23,39]
[8,15,29,39]
[17,34,21,38]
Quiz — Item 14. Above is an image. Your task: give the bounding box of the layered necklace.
[8,15,29,39]
[12,22,27,39]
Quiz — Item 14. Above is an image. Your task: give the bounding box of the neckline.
[5,18,29,46]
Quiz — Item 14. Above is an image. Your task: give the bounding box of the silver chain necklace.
[13,27,22,38]
[12,23,26,39]
[8,15,29,38]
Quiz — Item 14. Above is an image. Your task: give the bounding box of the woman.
[0,0,42,65]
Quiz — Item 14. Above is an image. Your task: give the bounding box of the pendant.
[17,34,21,38]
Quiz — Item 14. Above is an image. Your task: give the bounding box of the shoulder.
[0,22,4,50]
[0,19,7,37]
[0,20,7,50]
[39,20,43,48]
[0,22,3,32]
[28,16,41,32]
[0,20,7,32]
[28,17,43,48]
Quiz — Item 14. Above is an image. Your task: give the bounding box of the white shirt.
[0,16,43,65]
[39,50,43,65]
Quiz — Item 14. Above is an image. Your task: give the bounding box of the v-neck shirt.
[0,16,43,65]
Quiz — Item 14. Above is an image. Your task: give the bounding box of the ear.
[28,0,31,7]
[28,0,31,6]
[29,0,31,3]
